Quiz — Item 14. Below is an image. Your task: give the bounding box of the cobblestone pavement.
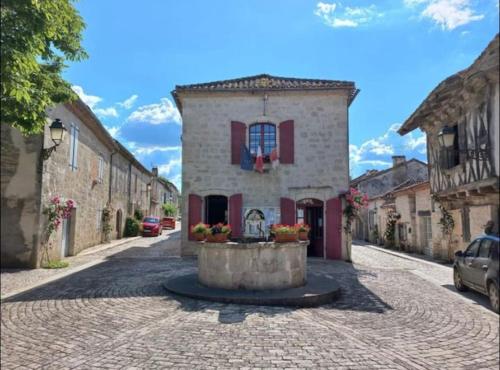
[1,228,180,297]
[1,238,498,369]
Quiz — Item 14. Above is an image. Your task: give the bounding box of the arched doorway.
[205,195,228,225]
[116,209,123,239]
[296,198,324,257]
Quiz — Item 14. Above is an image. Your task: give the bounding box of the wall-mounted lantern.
[42,119,67,160]
[437,125,456,148]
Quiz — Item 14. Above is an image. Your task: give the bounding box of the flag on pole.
[240,144,253,171]
[255,145,264,173]
[270,148,279,170]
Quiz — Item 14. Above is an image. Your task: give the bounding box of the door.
[461,239,481,285]
[116,209,123,239]
[468,239,492,291]
[305,207,324,257]
[296,199,323,258]
[420,216,432,256]
[61,217,71,258]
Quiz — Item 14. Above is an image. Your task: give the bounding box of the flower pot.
[206,233,228,243]
[194,233,206,241]
[298,231,309,241]
[275,233,298,243]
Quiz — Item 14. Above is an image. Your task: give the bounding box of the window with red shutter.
[231,121,246,164]
[279,120,294,164]
[280,197,295,226]
[229,193,243,237]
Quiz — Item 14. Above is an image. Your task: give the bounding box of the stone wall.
[40,104,114,261]
[110,151,132,239]
[1,125,43,268]
[181,90,350,256]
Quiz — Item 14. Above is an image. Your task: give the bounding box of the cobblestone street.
[1,234,498,369]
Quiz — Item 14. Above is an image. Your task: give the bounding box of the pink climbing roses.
[43,196,76,239]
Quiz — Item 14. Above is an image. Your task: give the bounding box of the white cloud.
[314,2,383,28]
[127,98,181,125]
[94,107,119,118]
[118,94,139,109]
[71,85,102,109]
[404,131,427,153]
[133,145,181,156]
[106,126,121,138]
[406,0,484,30]
[158,157,182,176]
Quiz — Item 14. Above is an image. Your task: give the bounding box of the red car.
[142,216,162,236]
[161,217,176,230]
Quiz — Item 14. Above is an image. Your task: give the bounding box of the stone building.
[173,74,358,259]
[110,140,152,239]
[153,172,180,217]
[398,34,499,258]
[1,98,176,268]
[351,156,429,242]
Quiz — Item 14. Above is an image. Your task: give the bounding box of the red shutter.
[229,193,243,237]
[231,121,246,164]
[280,197,295,226]
[188,194,202,240]
[325,197,342,260]
[279,120,294,164]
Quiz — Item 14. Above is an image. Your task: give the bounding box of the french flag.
[255,145,264,173]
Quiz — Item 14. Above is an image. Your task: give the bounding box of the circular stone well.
[198,241,308,290]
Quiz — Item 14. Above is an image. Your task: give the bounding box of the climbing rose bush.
[344,187,368,233]
[43,196,76,240]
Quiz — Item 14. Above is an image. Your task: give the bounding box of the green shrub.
[43,260,69,269]
[134,209,144,221]
[124,217,140,237]
[162,203,177,217]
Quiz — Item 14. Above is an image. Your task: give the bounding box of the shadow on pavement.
[441,284,495,312]
[2,236,393,323]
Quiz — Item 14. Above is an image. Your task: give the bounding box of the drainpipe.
[127,162,132,214]
[108,151,117,204]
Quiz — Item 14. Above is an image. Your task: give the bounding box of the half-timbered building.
[399,34,499,255]
[173,74,358,259]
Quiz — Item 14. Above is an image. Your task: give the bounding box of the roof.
[399,34,499,135]
[350,158,428,187]
[114,139,151,176]
[172,73,359,112]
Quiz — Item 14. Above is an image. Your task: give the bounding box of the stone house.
[153,173,180,217]
[351,156,429,242]
[172,74,358,259]
[398,34,499,258]
[1,98,176,268]
[1,99,115,267]
[110,140,152,239]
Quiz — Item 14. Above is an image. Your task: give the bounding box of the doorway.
[60,208,75,258]
[116,209,123,239]
[205,195,228,225]
[297,198,324,257]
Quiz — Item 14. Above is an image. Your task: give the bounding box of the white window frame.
[97,209,102,231]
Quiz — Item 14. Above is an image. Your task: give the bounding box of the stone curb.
[1,236,142,300]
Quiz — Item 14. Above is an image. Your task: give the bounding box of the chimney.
[392,155,406,167]
[152,166,158,176]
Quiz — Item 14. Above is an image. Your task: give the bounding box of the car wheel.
[454,268,467,292]
[488,283,499,313]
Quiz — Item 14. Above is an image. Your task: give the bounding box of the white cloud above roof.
[71,85,102,109]
[314,2,383,28]
[127,98,181,125]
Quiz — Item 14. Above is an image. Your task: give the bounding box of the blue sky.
[64,0,499,189]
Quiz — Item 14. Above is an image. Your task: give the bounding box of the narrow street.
[1,235,498,369]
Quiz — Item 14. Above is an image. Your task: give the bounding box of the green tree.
[162,203,176,217]
[1,0,87,134]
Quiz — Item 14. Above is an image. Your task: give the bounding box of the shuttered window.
[249,123,276,158]
[279,120,294,164]
[461,207,470,242]
[69,123,79,171]
[231,121,246,164]
[98,155,104,183]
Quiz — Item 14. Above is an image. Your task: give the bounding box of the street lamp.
[437,125,455,148]
[42,119,67,160]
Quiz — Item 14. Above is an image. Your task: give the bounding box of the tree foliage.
[162,203,177,217]
[1,0,87,134]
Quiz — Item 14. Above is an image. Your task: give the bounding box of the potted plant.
[191,222,208,241]
[206,223,231,243]
[272,224,298,243]
[295,223,310,240]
